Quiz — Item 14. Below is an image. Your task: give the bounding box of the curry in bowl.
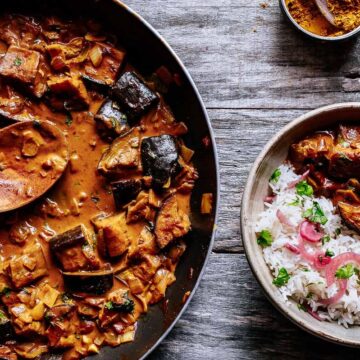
[0,13,210,360]
[256,124,360,327]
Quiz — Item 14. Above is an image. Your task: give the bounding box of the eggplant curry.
[0,14,209,360]
[289,124,360,233]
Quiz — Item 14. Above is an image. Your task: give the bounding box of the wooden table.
[125,1,360,358]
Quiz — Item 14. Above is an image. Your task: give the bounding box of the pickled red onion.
[300,221,323,243]
[285,243,300,254]
[276,209,293,227]
[287,169,310,189]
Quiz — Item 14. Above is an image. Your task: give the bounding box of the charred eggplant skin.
[112,72,158,120]
[141,135,180,189]
[49,225,87,253]
[111,179,142,210]
[63,271,113,295]
[0,311,13,343]
[95,99,129,142]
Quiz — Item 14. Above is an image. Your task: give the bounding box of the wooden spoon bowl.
[0,120,69,212]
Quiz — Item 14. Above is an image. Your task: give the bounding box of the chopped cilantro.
[303,202,327,225]
[288,196,303,206]
[65,113,73,126]
[270,168,281,183]
[325,249,334,257]
[273,268,290,287]
[105,301,114,310]
[296,180,313,197]
[297,303,307,312]
[335,264,354,279]
[0,287,11,297]
[321,235,330,245]
[0,311,6,320]
[257,230,272,248]
[335,228,341,237]
[13,57,22,66]
[306,292,313,299]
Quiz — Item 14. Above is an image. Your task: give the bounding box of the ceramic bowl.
[241,102,360,347]
[279,0,360,42]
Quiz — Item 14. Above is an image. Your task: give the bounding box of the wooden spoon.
[0,120,69,213]
[314,0,337,27]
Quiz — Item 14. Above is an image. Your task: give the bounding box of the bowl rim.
[279,0,360,42]
[241,102,360,347]
[110,1,220,359]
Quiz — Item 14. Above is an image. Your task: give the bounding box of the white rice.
[255,163,360,327]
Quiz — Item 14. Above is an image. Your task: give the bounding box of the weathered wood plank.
[211,108,304,253]
[125,0,360,110]
[150,253,358,360]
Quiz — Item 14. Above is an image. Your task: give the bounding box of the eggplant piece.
[111,178,142,210]
[8,243,47,288]
[338,202,360,233]
[97,129,140,176]
[112,71,158,120]
[47,75,89,111]
[0,46,40,85]
[49,225,100,272]
[0,310,13,343]
[289,132,334,169]
[141,135,180,189]
[82,75,110,93]
[155,195,191,249]
[95,99,129,142]
[63,266,113,295]
[328,147,360,180]
[92,212,141,258]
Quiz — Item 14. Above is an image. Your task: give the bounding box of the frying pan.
[0,0,219,359]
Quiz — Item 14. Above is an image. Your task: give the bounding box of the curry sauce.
[0,14,199,360]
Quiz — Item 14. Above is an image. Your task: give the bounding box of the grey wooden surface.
[124,0,360,358]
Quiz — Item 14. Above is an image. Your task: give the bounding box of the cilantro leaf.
[65,113,73,126]
[105,301,114,310]
[325,249,334,257]
[335,264,354,279]
[296,180,313,197]
[13,57,22,66]
[270,168,281,183]
[303,202,327,225]
[288,196,303,206]
[273,267,290,287]
[321,235,330,245]
[257,230,272,248]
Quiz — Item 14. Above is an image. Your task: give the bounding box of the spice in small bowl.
[280,0,360,40]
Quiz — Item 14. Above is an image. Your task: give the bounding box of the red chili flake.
[188,267,194,280]
[155,66,173,86]
[202,136,211,148]
[173,73,182,86]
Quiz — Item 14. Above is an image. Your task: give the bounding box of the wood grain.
[125,0,360,110]
[123,0,360,358]
[149,254,360,360]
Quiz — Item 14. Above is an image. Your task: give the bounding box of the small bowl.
[241,103,360,347]
[279,0,360,41]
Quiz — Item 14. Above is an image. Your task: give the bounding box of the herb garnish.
[335,264,355,279]
[296,180,313,197]
[270,168,281,183]
[13,57,22,66]
[273,267,290,287]
[65,113,73,126]
[303,202,327,225]
[321,235,330,245]
[325,249,334,257]
[288,196,303,206]
[257,230,272,248]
